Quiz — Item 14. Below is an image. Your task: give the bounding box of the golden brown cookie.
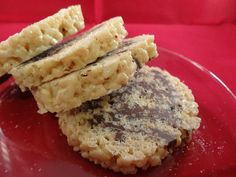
[31,35,157,114]
[11,17,127,91]
[58,66,201,174]
[0,5,84,76]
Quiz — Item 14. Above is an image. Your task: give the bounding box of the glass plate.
[0,48,236,177]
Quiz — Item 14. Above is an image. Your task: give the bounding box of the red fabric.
[0,0,236,94]
[1,0,236,24]
[0,0,95,23]
[96,0,236,24]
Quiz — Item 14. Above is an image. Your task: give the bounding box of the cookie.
[0,5,84,77]
[109,34,158,65]
[31,35,157,114]
[10,17,127,91]
[58,66,201,174]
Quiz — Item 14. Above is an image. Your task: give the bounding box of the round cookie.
[58,66,201,174]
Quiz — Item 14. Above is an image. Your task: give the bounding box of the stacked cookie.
[1,5,201,174]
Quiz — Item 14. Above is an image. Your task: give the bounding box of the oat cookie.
[58,66,201,174]
[0,5,84,76]
[11,17,127,91]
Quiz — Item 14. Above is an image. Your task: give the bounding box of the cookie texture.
[11,17,127,91]
[31,35,157,114]
[0,5,84,76]
[110,34,158,65]
[58,66,201,174]
[32,51,137,114]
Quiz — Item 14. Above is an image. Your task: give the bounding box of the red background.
[0,0,236,94]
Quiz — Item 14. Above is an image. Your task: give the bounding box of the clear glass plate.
[0,47,235,177]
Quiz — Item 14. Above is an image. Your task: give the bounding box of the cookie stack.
[0,5,201,174]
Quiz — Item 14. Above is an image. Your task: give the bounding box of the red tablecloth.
[0,0,236,94]
[0,2,236,177]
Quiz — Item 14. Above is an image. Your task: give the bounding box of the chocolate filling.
[133,58,142,69]
[72,68,185,145]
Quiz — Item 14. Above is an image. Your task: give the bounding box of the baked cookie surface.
[32,35,157,114]
[0,5,84,76]
[11,17,127,91]
[58,66,201,174]
[108,34,158,65]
